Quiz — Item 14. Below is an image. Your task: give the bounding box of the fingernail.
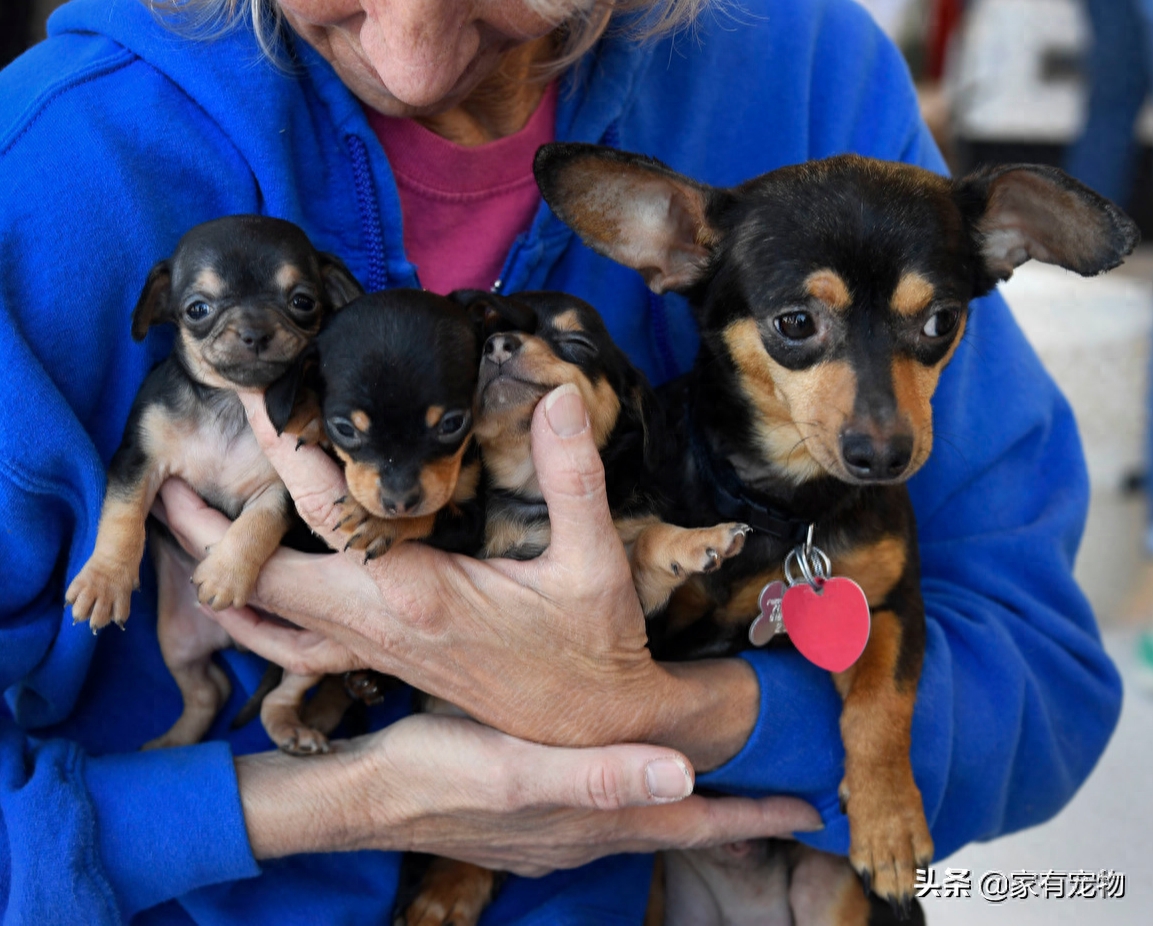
[795,819,825,833]
[645,757,693,802]
[544,383,588,437]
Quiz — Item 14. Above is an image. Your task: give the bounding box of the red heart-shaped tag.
[781,577,870,672]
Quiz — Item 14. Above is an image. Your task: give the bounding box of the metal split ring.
[784,539,830,589]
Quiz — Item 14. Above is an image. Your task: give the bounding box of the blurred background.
[4,1,1150,922]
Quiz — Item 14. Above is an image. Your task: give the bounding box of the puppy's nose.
[484,333,522,365]
[238,326,274,353]
[840,430,914,480]
[381,487,423,516]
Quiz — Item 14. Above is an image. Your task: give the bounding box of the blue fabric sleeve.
[698,3,1122,859]
[0,33,265,922]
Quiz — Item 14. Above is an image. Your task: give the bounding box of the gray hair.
[151,1,716,69]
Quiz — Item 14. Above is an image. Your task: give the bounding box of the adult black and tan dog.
[534,144,1137,921]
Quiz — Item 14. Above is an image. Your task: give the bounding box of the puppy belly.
[662,842,793,926]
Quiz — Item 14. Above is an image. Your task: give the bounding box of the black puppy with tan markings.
[535,144,1138,922]
[66,215,362,751]
[398,289,751,926]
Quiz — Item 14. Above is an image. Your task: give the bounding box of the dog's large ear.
[534,143,722,295]
[130,260,172,341]
[318,253,365,309]
[265,346,318,435]
[955,165,1140,286]
[449,289,538,341]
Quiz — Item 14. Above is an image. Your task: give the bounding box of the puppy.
[534,144,1138,921]
[262,288,536,751]
[398,289,750,926]
[66,215,362,752]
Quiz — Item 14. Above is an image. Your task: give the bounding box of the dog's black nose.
[485,333,522,365]
[840,431,914,480]
[381,486,423,516]
[238,327,274,353]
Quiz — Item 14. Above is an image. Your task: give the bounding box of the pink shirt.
[365,81,558,295]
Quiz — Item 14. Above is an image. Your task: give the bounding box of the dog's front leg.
[191,482,292,610]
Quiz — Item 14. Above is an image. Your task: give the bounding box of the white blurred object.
[947,0,1153,143]
[1001,260,1153,492]
[853,0,920,37]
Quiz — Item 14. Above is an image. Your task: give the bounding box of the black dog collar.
[688,417,811,546]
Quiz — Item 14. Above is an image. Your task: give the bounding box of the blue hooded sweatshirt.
[0,0,1122,923]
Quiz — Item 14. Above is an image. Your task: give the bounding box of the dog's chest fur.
[141,366,278,519]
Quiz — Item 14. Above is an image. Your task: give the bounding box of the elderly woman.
[0,0,1121,922]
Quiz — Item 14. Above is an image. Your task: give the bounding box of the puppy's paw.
[335,499,400,561]
[192,549,259,611]
[669,523,750,577]
[66,558,137,632]
[843,777,933,908]
[265,717,331,756]
[403,860,497,926]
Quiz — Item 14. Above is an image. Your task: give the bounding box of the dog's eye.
[558,335,598,362]
[437,410,471,439]
[290,294,318,314]
[774,311,816,340]
[185,301,212,322]
[327,416,362,446]
[922,308,960,339]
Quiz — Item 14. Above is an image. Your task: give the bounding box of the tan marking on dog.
[550,308,583,332]
[723,318,856,482]
[629,521,749,616]
[889,313,966,476]
[334,446,385,515]
[475,333,621,492]
[177,328,235,390]
[405,858,497,926]
[274,264,304,292]
[419,440,470,513]
[483,513,552,559]
[663,576,716,634]
[833,610,933,903]
[191,268,226,298]
[805,269,852,311]
[453,457,482,504]
[424,405,444,428]
[717,566,786,625]
[891,271,934,317]
[788,845,871,926]
[350,409,372,432]
[832,536,908,609]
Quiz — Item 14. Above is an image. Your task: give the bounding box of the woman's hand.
[158,385,760,770]
[236,713,822,866]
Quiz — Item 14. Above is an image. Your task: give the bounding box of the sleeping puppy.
[464,289,749,615]
[534,144,1138,921]
[397,289,750,926]
[65,214,362,751]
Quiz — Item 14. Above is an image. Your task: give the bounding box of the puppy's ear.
[448,289,538,340]
[955,164,1140,287]
[318,253,365,309]
[130,260,172,341]
[265,347,317,435]
[534,143,722,294]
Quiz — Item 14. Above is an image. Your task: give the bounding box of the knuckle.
[583,760,627,811]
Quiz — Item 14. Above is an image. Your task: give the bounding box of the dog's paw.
[265,717,331,756]
[66,558,137,632]
[335,499,400,561]
[192,548,259,611]
[843,777,933,909]
[670,522,750,577]
[403,860,496,926]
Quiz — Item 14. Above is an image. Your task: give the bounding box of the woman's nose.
[358,0,478,107]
